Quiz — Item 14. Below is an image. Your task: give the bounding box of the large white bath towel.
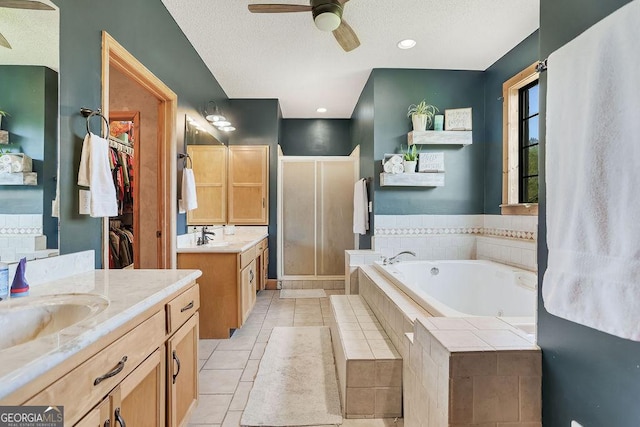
[180,168,198,212]
[352,178,369,234]
[77,133,118,218]
[543,0,640,341]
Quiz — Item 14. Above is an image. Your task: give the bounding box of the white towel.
[353,178,368,235]
[77,133,118,218]
[180,168,198,212]
[543,0,640,341]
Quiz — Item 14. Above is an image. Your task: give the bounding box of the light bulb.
[213,120,231,127]
[314,12,341,32]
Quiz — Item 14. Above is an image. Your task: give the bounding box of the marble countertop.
[176,229,268,254]
[0,268,201,401]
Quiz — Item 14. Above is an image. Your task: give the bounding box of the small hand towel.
[353,178,368,235]
[77,133,118,217]
[180,168,198,212]
[543,0,640,341]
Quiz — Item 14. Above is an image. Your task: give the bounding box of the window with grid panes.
[518,80,539,203]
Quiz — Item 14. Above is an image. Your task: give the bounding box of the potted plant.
[407,100,438,131]
[402,144,418,173]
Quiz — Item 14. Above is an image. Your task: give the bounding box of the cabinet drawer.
[167,283,200,335]
[240,245,256,269]
[26,310,165,426]
[256,238,267,252]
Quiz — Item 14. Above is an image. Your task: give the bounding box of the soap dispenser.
[10,257,30,298]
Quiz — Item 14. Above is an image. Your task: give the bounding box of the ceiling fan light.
[314,12,341,32]
[213,120,231,128]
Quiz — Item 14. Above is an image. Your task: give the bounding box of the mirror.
[185,115,223,146]
[0,1,59,263]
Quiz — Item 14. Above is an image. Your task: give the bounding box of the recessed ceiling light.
[317,107,327,113]
[397,39,417,50]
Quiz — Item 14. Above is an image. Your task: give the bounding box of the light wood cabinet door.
[119,348,165,427]
[167,313,199,427]
[75,397,110,427]
[240,259,257,323]
[187,145,227,225]
[228,146,269,224]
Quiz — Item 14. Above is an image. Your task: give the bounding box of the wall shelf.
[380,172,444,187]
[408,130,472,146]
[0,130,8,145]
[0,172,37,186]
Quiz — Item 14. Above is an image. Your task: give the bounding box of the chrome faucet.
[197,226,217,246]
[383,250,416,265]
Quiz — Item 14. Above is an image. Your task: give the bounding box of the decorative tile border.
[0,227,43,235]
[375,226,536,241]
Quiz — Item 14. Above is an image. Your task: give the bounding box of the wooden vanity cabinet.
[187,145,227,225]
[17,283,199,427]
[240,259,257,324]
[255,237,268,291]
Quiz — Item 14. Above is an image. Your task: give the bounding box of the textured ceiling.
[0,0,58,71]
[165,0,539,118]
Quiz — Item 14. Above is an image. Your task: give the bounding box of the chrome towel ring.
[80,107,110,139]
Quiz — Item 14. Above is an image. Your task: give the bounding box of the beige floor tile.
[188,394,232,424]
[256,329,272,343]
[204,350,251,370]
[199,369,243,394]
[199,339,221,360]
[221,410,243,427]
[340,419,403,426]
[249,342,267,360]
[241,359,260,382]
[229,381,253,411]
[198,359,206,371]
[216,336,257,351]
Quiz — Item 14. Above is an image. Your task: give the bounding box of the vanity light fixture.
[316,107,328,113]
[220,126,236,132]
[204,101,227,123]
[397,39,417,49]
[213,120,231,128]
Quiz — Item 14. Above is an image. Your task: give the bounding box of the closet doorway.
[101,32,177,269]
[277,150,358,281]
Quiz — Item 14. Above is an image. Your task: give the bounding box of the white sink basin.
[205,241,230,247]
[0,294,109,350]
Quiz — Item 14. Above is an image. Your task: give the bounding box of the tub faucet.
[383,251,416,265]
[197,226,217,246]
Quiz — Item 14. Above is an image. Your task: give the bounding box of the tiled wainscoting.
[0,214,56,262]
[357,265,541,426]
[371,214,537,272]
[279,279,345,290]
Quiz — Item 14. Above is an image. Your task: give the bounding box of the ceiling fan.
[0,0,55,49]
[248,0,360,52]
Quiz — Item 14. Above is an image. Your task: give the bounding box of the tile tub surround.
[0,214,51,263]
[345,250,382,294]
[0,214,43,235]
[0,267,202,400]
[5,250,94,287]
[373,214,537,271]
[330,295,402,419]
[357,265,541,426]
[404,319,541,426]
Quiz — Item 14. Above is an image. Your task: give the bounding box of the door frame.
[101,31,177,269]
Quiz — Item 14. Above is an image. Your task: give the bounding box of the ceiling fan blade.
[0,0,55,10]
[248,4,312,13]
[337,0,350,4]
[333,19,360,52]
[0,32,11,49]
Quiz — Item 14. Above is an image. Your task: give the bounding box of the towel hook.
[80,107,110,139]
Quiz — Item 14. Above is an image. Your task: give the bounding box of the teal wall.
[0,66,58,248]
[371,68,486,215]
[483,31,539,213]
[53,0,228,267]
[351,74,375,249]
[280,119,352,156]
[228,98,281,278]
[537,1,640,425]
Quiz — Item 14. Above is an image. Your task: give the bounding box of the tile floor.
[188,289,403,427]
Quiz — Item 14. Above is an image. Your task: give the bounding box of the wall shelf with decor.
[380,172,444,187]
[407,130,472,146]
[0,172,37,185]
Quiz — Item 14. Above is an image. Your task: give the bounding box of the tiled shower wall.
[373,214,537,271]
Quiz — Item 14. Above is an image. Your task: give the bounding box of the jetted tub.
[373,259,537,332]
